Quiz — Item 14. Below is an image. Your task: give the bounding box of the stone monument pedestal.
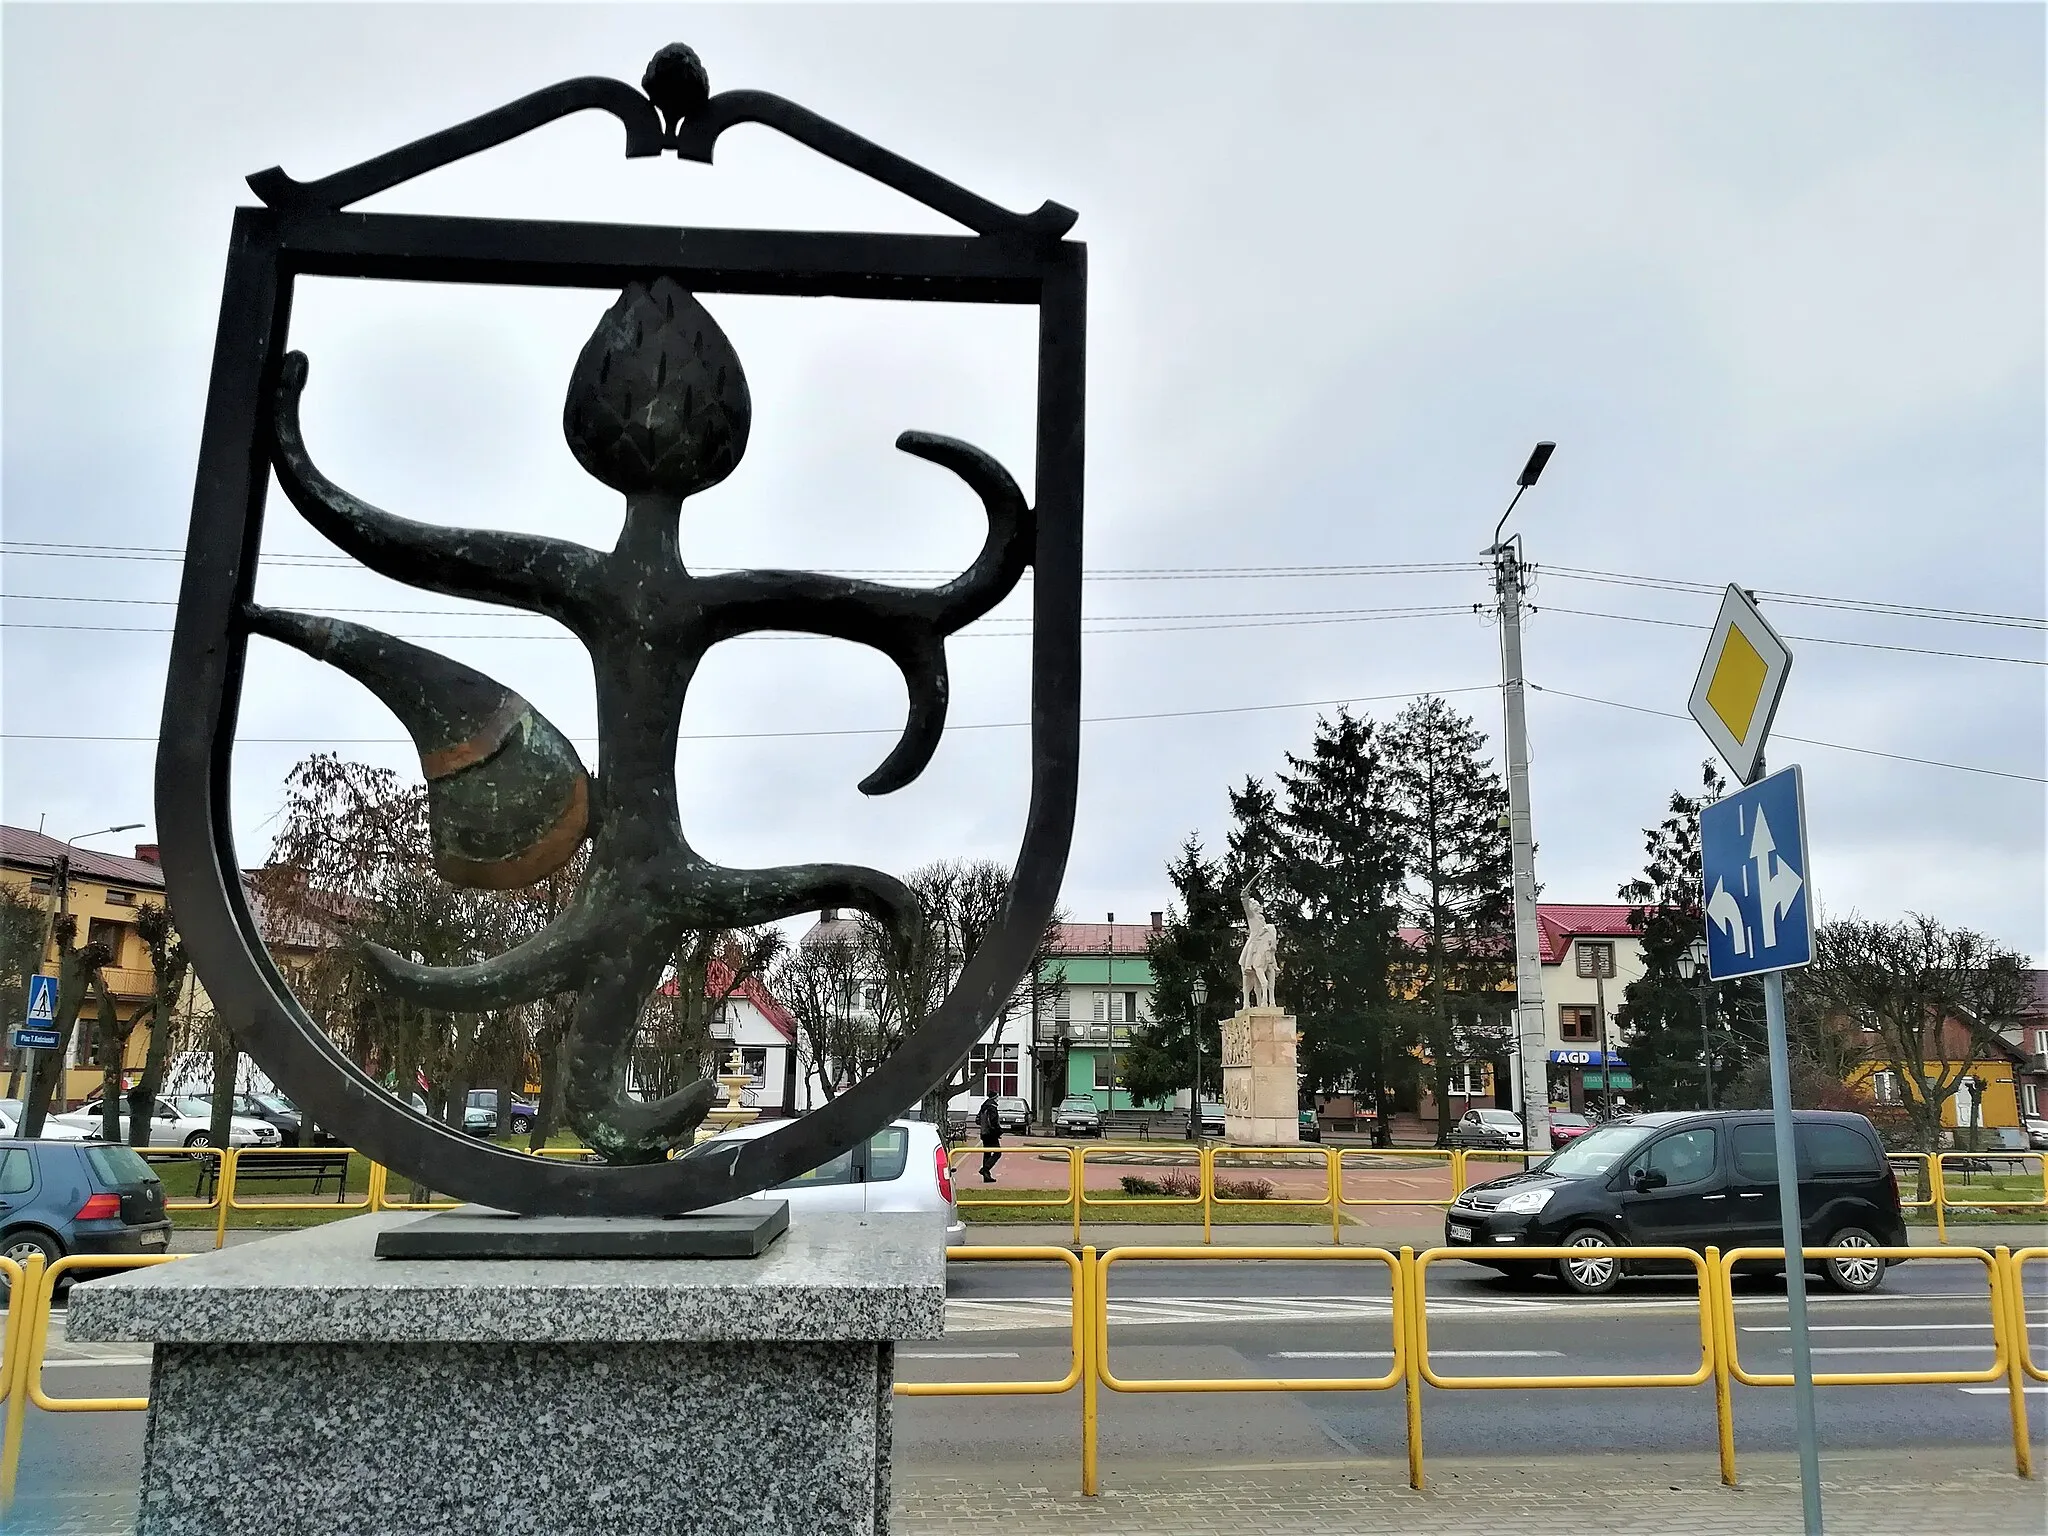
[65,1210,944,1536]
[1221,1005,1299,1144]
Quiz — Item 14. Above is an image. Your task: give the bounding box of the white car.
[1451,1107,1526,1148]
[0,1097,93,1141]
[686,1118,963,1243]
[50,1094,280,1149]
[2024,1117,2048,1152]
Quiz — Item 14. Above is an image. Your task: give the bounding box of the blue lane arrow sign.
[1699,765,1814,979]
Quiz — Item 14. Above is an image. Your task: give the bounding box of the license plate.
[140,1229,168,1246]
[1448,1223,1474,1242]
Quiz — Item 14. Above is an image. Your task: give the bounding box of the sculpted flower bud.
[563,277,751,497]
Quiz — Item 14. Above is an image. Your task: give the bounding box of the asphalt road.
[12,1254,2046,1513]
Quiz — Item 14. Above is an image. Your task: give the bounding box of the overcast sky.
[4,4,2042,961]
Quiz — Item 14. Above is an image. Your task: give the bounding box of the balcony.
[100,965,157,1000]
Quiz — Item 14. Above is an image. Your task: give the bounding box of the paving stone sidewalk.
[13,1449,2041,1534]
[894,1449,2047,1535]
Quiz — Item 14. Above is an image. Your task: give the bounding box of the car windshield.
[1538,1123,1653,1178]
[1479,1110,1518,1124]
[1552,1113,1591,1127]
[255,1094,296,1115]
[1059,1098,1096,1112]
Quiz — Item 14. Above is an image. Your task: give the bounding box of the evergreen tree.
[1614,761,1764,1109]
[1272,711,1410,1146]
[1120,836,1237,1112]
[1383,696,1515,1144]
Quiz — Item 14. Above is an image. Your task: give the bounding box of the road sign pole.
[1762,965,1823,1535]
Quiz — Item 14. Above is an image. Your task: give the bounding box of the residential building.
[701,960,801,1118]
[1404,903,1647,1126]
[1846,1012,2031,1138]
[1,827,179,1107]
[1035,915,1162,1114]
[1997,970,2047,1122]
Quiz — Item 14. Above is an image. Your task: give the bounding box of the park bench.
[1102,1112,1157,1140]
[196,1149,354,1203]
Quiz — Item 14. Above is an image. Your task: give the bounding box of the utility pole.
[1488,443,1555,1158]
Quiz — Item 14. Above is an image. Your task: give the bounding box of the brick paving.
[12,1449,2042,1533]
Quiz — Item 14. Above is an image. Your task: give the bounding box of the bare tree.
[23,912,113,1136]
[1803,914,2032,1157]
[775,935,872,1104]
[125,903,191,1147]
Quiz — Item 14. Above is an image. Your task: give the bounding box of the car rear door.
[860,1126,920,1214]
[1725,1120,1787,1255]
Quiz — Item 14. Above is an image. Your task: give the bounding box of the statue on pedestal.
[1238,886,1280,1012]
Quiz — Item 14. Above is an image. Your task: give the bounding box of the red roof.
[1,826,165,890]
[1536,904,1641,965]
[1397,904,1639,966]
[662,961,796,1042]
[1050,922,1157,956]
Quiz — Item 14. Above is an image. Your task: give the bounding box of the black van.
[1444,1109,1906,1295]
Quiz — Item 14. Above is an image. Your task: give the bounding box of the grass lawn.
[1903,1171,2046,1226]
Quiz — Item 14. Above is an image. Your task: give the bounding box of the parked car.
[0,1138,171,1295]
[1444,1109,1907,1296]
[1198,1100,1225,1137]
[684,1118,961,1243]
[51,1094,280,1150]
[1053,1096,1102,1137]
[177,1092,336,1146]
[1297,1108,1322,1143]
[2025,1117,2048,1152]
[0,1099,92,1142]
[1447,1107,1525,1149]
[463,1089,540,1137]
[1548,1111,1595,1150]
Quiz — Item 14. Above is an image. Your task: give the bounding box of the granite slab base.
[65,1211,945,1536]
[373,1198,789,1258]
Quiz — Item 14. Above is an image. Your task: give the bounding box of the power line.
[1527,682,2046,784]
[0,683,1502,746]
[1540,566,2047,632]
[1531,604,2046,667]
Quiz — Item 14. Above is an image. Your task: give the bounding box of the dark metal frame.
[156,48,1085,1216]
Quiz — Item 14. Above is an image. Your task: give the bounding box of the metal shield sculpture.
[156,44,1085,1216]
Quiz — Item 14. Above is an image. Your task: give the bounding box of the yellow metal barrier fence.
[894,1245,1095,1494]
[948,1143,1081,1245]
[1208,1146,1341,1244]
[1887,1153,1945,1244]
[0,1254,24,1510]
[1936,1150,2048,1215]
[2013,1247,2047,1384]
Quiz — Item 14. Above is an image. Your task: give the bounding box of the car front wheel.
[510,1116,534,1135]
[184,1131,212,1149]
[1817,1226,1886,1293]
[1557,1227,1624,1295]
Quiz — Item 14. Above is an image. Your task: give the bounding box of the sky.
[4,4,2043,962]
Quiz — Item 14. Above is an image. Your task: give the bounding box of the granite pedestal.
[64,1210,945,1536]
[1220,1006,1300,1144]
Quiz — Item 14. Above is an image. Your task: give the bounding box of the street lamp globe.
[1677,936,1708,982]
[1191,977,1207,1009]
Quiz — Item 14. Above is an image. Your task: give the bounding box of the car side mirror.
[1631,1167,1667,1191]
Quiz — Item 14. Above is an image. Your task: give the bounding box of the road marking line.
[1744,1323,2043,1333]
[1271,1349,1563,1359]
[1960,1386,2048,1396]
[1784,1346,1999,1356]
[902,1351,1022,1360]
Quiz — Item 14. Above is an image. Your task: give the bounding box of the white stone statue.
[1239,889,1280,1011]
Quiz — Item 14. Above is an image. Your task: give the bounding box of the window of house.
[1443,1062,1485,1097]
[1092,1053,1118,1091]
[1092,992,1107,1022]
[1559,1006,1598,1043]
[969,1044,1020,1097]
[103,888,136,907]
[1108,992,1125,1024]
[1574,941,1616,980]
[1054,991,1071,1023]
[739,1047,767,1086]
[2024,1082,2040,1119]
[861,984,881,1013]
[1871,1070,1903,1106]
[28,877,52,895]
[1125,991,1140,1023]
[86,918,124,960]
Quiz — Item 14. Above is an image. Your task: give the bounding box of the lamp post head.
[1517,441,1556,488]
[1679,935,1709,982]
[1191,977,1207,1009]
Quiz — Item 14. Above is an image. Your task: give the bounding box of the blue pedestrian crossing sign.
[1699,765,1814,979]
[24,973,57,1025]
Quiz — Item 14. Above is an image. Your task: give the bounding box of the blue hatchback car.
[0,1138,172,1293]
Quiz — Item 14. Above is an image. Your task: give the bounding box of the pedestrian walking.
[976,1093,1004,1182]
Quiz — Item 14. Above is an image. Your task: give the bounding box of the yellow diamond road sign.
[1689,584,1792,786]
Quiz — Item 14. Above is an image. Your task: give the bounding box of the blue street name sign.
[1699,764,1814,980]
[11,1026,60,1051]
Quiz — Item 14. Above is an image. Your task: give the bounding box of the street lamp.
[1675,936,1715,1109]
[1187,976,1208,1143]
